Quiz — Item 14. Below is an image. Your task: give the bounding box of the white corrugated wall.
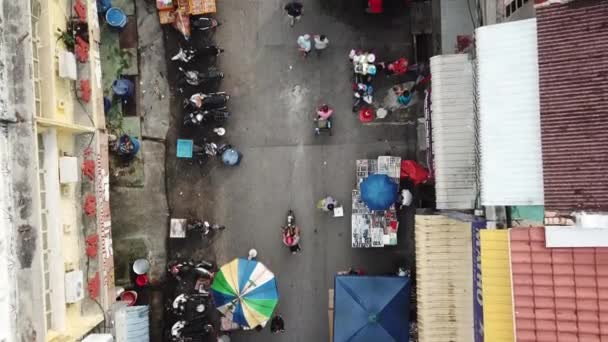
[430,54,477,209]
[416,215,474,342]
[476,19,544,206]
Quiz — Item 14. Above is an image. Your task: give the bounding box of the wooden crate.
[190,0,216,15]
[158,9,176,24]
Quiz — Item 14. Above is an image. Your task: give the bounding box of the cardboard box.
[190,0,216,15]
[158,9,176,24]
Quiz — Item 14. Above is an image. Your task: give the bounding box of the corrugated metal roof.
[415,215,473,342]
[509,227,608,342]
[430,54,477,210]
[480,230,514,342]
[476,19,545,206]
[536,1,608,214]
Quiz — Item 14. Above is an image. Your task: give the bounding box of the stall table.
[351,157,401,248]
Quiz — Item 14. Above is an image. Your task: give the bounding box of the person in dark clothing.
[284,1,303,27]
[270,315,285,333]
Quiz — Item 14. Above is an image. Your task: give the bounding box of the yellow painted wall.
[36,1,105,340]
[37,0,103,129]
[56,132,79,267]
[38,0,75,122]
[480,230,515,342]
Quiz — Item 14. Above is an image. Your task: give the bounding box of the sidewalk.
[107,0,171,341]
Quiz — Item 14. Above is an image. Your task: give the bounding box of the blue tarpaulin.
[360,174,398,210]
[334,275,410,342]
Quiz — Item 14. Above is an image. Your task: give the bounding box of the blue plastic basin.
[106,7,127,29]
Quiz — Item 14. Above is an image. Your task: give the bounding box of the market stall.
[157,0,216,26]
[211,258,279,332]
[352,156,401,248]
[332,275,411,342]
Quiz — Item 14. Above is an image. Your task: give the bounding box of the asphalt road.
[164,0,417,341]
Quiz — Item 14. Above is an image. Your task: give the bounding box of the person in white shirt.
[314,34,329,57]
[297,34,312,57]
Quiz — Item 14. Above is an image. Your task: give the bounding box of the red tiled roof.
[536,1,608,214]
[510,227,608,341]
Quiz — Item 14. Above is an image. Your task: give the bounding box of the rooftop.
[536,1,608,214]
[510,227,608,341]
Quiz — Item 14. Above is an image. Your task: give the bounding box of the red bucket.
[135,274,149,287]
[120,290,138,306]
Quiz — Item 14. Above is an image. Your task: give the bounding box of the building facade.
[1,0,115,340]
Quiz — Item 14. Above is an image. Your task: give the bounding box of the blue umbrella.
[360,174,398,210]
[334,275,411,342]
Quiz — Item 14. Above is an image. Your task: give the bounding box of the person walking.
[284,1,303,27]
[270,315,285,333]
[297,34,312,58]
[314,34,329,57]
[247,248,258,260]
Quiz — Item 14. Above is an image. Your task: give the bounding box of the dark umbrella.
[360,174,398,210]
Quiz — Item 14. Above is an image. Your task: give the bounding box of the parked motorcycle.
[191,139,241,167]
[171,320,214,340]
[187,219,226,236]
[171,45,197,63]
[353,83,373,112]
[171,293,210,317]
[168,259,216,280]
[193,140,230,158]
[191,16,221,32]
[177,67,224,93]
[183,108,231,126]
[184,92,230,110]
[171,45,225,64]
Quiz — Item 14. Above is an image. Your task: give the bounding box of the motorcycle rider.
[283,225,301,254]
[316,104,334,120]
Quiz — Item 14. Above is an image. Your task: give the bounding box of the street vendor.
[316,104,334,120]
[282,226,301,254]
[392,84,413,106]
[317,196,338,212]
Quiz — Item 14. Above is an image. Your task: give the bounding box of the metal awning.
[430,54,477,209]
[476,19,544,206]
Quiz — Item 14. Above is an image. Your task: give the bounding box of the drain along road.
[165,0,417,340]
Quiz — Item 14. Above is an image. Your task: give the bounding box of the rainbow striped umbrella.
[211,258,279,328]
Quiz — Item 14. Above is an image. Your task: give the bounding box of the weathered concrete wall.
[1,0,46,340]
